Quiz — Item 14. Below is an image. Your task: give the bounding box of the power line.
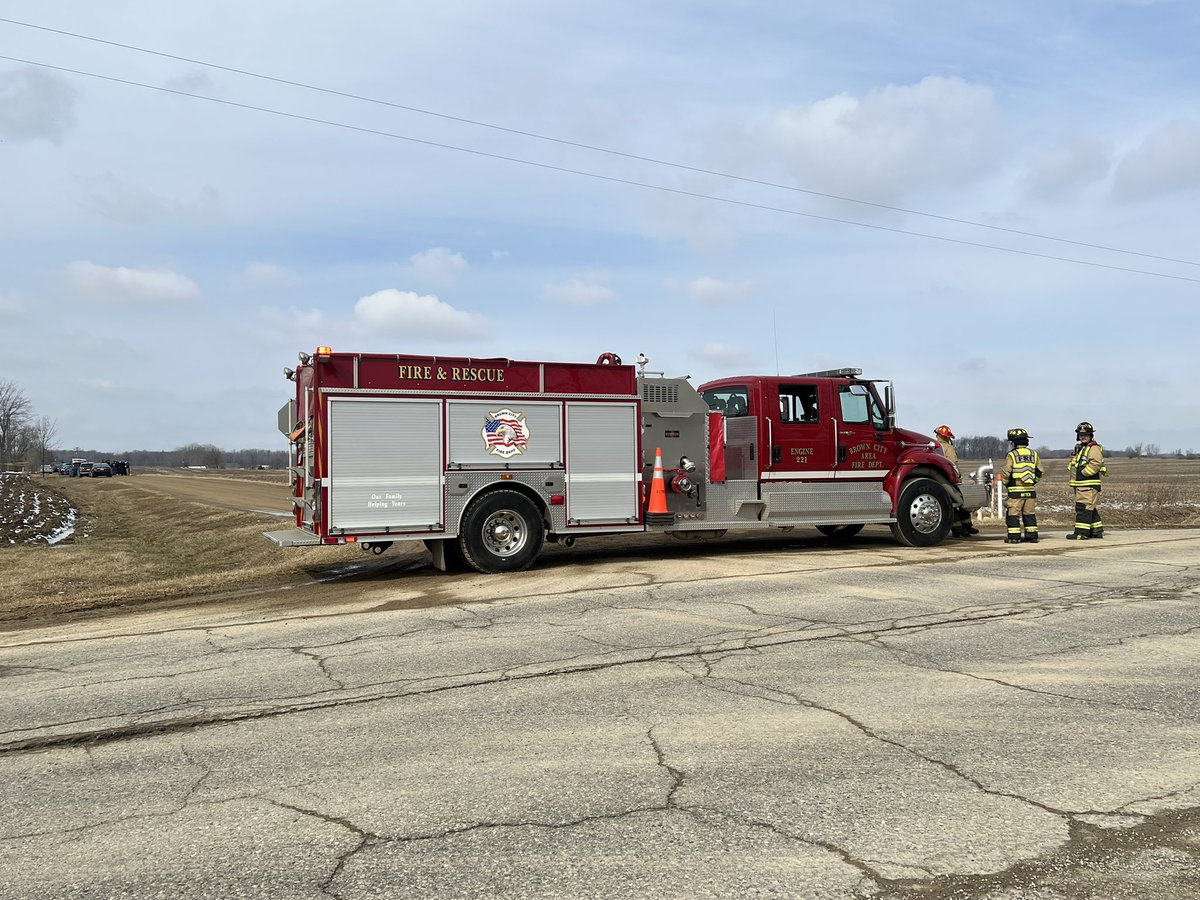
[3,15,1197,271]
[3,54,1199,285]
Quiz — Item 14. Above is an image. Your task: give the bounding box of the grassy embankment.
[0,472,357,626]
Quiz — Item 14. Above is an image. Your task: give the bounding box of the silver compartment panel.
[565,402,640,523]
[328,398,443,531]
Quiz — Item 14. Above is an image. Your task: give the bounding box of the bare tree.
[174,442,224,468]
[0,380,33,468]
[29,416,58,474]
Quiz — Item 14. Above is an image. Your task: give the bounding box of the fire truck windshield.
[838,385,887,429]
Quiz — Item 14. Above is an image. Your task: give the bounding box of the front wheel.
[889,478,951,547]
[816,523,864,541]
[459,490,545,574]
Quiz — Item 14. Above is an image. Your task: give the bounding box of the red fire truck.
[265,347,988,573]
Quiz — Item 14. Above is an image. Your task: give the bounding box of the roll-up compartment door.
[328,398,443,531]
[565,402,639,523]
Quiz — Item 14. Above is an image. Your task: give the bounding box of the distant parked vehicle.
[77,462,94,477]
[40,464,55,474]
[91,462,113,477]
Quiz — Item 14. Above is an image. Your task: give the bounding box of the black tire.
[889,478,951,547]
[816,523,864,541]
[458,490,545,574]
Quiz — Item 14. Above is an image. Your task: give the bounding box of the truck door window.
[838,385,885,428]
[702,386,750,417]
[778,385,818,424]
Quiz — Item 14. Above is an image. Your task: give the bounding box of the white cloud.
[78,378,117,390]
[66,262,201,306]
[491,249,510,260]
[353,289,487,340]
[0,66,78,144]
[1022,137,1112,202]
[78,174,223,225]
[410,247,468,287]
[163,71,217,94]
[542,278,615,306]
[245,262,297,285]
[689,342,753,369]
[1112,119,1200,201]
[684,276,757,305]
[767,75,1001,202]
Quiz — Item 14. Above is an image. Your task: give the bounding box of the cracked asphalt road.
[2,529,1199,898]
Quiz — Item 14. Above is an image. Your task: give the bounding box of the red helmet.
[934,425,954,439]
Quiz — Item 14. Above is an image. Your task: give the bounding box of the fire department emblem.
[482,408,530,459]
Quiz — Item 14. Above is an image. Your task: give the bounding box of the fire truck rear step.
[263,528,324,547]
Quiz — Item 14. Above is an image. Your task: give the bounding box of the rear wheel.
[459,490,545,573]
[816,523,864,541]
[889,478,951,547]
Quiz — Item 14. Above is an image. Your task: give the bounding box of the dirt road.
[132,471,293,515]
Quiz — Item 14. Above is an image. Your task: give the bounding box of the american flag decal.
[481,408,531,459]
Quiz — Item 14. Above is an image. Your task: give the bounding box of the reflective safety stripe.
[1069,442,1104,487]
[1006,447,1040,488]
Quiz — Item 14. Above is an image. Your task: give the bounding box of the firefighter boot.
[1067,502,1090,540]
[1005,515,1023,544]
[1022,515,1038,543]
[1091,512,1104,539]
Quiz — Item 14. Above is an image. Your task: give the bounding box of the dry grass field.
[0,470,359,628]
[2,457,1198,627]
[965,456,1200,528]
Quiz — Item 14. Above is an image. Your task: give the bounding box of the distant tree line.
[2,378,287,472]
[955,435,1197,460]
[52,444,288,470]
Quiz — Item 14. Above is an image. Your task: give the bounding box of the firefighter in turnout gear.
[999,428,1042,543]
[934,425,979,537]
[1067,421,1105,540]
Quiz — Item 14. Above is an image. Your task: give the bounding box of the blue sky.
[2,1,1198,454]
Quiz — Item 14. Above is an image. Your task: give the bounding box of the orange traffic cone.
[646,447,674,525]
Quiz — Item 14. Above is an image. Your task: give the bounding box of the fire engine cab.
[265,347,988,573]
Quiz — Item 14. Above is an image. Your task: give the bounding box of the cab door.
[835,383,899,479]
[766,380,837,480]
